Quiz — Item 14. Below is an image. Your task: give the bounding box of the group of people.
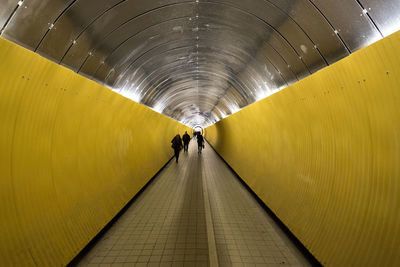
[171,131,205,163]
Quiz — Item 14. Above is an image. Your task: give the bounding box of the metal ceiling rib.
[0,0,21,35]
[1,0,398,127]
[62,1,196,70]
[359,0,400,36]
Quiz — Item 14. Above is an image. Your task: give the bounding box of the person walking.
[182,131,191,152]
[197,133,204,154]
[171,134,183,163]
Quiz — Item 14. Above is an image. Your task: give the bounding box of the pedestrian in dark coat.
[182,131,191,152]
[171,134,183,163]
[197,134,204,154]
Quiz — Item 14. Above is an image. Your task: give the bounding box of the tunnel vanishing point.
[1,0,400,266]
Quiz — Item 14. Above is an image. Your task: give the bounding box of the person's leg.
[175,149,179,162]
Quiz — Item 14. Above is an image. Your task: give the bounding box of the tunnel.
[1,0,400,266]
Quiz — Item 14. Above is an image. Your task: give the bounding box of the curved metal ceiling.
[1,0,399,127]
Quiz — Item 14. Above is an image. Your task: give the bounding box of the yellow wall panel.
[207,31,400,266]
[0,37,190,266]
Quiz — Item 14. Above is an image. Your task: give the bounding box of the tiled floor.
[73,141,311,267]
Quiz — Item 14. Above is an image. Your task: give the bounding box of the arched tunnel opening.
[1,1,400,266]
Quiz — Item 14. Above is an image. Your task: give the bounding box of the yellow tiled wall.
[207,31,400,266]
[0,37,190,266]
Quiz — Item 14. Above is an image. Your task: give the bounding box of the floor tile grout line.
[201,161,219,267]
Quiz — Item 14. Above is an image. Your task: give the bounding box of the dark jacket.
[182,133,191,143]
[171,136,183,150]
[197,135,204,145]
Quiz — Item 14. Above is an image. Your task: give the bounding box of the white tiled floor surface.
[74,141,311,267]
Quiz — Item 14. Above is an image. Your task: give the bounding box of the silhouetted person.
[171,134,183,163]
[182,131,191,152]
[197,133,204,154]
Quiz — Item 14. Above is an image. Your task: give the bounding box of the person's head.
[185,131,188,134]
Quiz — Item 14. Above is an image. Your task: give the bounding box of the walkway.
[74,141,312,267]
